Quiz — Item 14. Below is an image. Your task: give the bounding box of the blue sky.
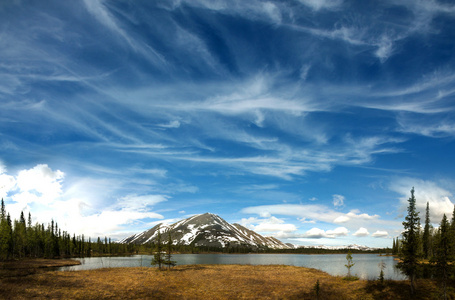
[1,0,455,247]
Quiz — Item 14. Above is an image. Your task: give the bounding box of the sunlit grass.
[0,263,452,299]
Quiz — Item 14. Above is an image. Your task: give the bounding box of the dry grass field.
[0,261,452,299]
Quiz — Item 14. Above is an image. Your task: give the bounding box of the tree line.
[0,199,135,260]
[396,187,455,298]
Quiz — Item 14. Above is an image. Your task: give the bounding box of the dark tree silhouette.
[151,228,164,269]
[422,202,432,259]
[431,214,453,300]
[398,187,420,295]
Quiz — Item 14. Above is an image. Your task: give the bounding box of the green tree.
[151,229,164,270]
[0,215,12,260]
[432,214,453,300]
[451,205,455,257]
[13,212,27,258]
[164,229,176,270]
[0,199,5,220]
[422,202,432,259]
[345,251,355,278]
[398,187,421,295]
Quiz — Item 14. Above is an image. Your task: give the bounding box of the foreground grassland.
[0,258,81,278]
[0,262,452,299]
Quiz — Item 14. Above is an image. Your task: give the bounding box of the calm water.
[59,253,406,280]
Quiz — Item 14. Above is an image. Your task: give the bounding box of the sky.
[1,0,455,248]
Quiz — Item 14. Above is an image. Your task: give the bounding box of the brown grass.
[0,263,451,299]
[0,258,81,278]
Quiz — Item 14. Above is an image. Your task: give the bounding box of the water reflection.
[60,253,406,280]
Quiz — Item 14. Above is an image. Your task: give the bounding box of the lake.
[59,253,406,280]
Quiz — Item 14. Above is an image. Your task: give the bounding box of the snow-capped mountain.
[121,213,291,249]
[296,244,379,251]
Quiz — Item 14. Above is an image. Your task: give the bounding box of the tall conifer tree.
[422,202,431,259]
[450,205,455,252]
[0,199,5,220]
[164,229,176,270]
[151,228,164,270]
[398,187,420,295]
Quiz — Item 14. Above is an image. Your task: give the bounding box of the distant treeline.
[132,242,390,255]
[0,199,136,260]
[268,247,391,254]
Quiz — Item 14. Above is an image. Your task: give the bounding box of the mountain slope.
[121,213,290,249]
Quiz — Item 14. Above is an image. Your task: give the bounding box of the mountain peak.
[121,213,291,250]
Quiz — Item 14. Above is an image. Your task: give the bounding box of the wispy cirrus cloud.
[298,0,343,11]
[82,0,167,68]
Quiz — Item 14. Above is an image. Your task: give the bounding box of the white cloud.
[334,215,349,223]
[346,210,378,220]
[259,211,271,218]
[372,230,388,238]
[57,206,164,239]
[304,226,348,238]
[305,227,326,238]
[16,164,64,204]
[298,217,316,224]
[170,133,403,180]
[326,227,349,237]
[240,216,298,234]
[1,164,167,239]
[0,162,7,174]
[157,120,181,129]
[255,222,297,233]
[299,0,343,11]
[117,194,168,211]
[84,0,166,65]
[398,118,455,138]
[0,172,16,199]
[168,0,284,24]
[353,227,369,237]
[375,35,393,63]
[241,204,382,228]
[332,194,344,208]
[389,177,454,222]
[300,64,311,81]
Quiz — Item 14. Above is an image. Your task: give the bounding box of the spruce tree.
[151,228,164,270]
[422,202,432,259]
[432,214,453,300]
[0,214,11,260]
[451,205,455,257]
[398,187,420,295]
[164,229,176,270]
[0,199,5,220]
